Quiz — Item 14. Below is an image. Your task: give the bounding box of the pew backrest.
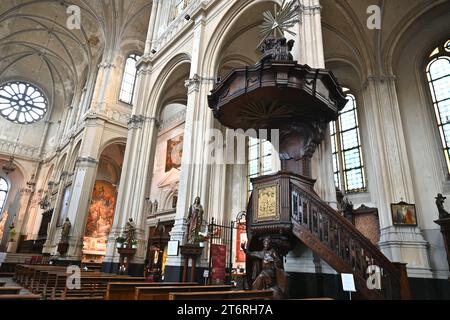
[135,285,234,301]
[169,290,274,300]
[106,282,199,300]
[0,287,22,295]
[0,294,42,300]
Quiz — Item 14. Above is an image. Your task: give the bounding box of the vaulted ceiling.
[321,0,450,89]
[0,0,151,118]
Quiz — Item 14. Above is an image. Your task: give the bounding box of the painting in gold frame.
[254,184,279,222]
[391,202,418,227]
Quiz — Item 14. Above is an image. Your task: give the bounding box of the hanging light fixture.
[2,125,23,175]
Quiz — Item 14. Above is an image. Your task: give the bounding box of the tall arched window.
[427,39,450,172]
[0,177,9,214]
[247,137,273,194]
[119,53,141,105]
[331,90,366,193]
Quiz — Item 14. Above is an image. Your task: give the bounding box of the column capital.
[298,3,322,16]
[59,171,70,180]
[98,62,116,69]
[137,55,153,74]
[184,74,215,94]
[19,188,32,196]
[75,157,99,168]
[362,74,397,90]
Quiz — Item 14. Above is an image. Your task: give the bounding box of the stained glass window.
[331,91,366,193]
[0,177,8,214]
[247,137,273,194]
[119,54,141,105]
[427,39,450,172]
[0,81,48,124]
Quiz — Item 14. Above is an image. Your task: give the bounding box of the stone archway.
[81,143,125,264]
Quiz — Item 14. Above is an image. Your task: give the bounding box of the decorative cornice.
[128,115,159,130]
[0,138,41,160]
[154,0,201,51]
[83,108,130,127]
[159,109,186,133]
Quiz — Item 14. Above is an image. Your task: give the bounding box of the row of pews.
[2,264,273,301]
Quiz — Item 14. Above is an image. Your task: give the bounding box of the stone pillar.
[145,0,160,55]
[434,217,450,273]
[102,55,158,274]
[152,0,163,45]
[42,169,70,255]
[281,0,338,275]
[361,75,432,277]
[62,157,99,262]
[287,0,336,206]
[165,11,213,280]
[288,0,324,68]
[0,189,29,253]
[90,61,116,113]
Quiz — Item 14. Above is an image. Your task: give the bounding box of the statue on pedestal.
[124,218,137,247]
[436,194,450,219]
[61,218,71,242]
[186,197,204,245]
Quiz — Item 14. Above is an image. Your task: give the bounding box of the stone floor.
[0,277,31,294]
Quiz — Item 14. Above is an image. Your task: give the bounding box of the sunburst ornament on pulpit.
[259,0,300,43]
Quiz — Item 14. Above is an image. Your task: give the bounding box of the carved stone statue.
[260,36,295,63]
[39,193,50,210]
[241,237,286,299]
[61,218,71,242]
[436,194,450,219]
[148,200,153,215]
[124,218,137,246]
[153,200,159,214]
[186,197,204,244]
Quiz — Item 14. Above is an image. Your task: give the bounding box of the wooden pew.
[31,267,67,293]
[135,285,234,301]
[106,282,198,300]
[25,266,65,290]
[169,290,274,300]
[49,272,115,299]
[56,276,147,300]
[0,273,14,278]
[0,294,42,300]
[0,288,22,295]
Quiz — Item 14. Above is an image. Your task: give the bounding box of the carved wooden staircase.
[247,173,410,300]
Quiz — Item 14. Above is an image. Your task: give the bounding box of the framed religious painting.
[391,202,418,227]
[165,134,183,172]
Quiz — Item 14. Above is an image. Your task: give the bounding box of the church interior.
[0,0,449,301]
